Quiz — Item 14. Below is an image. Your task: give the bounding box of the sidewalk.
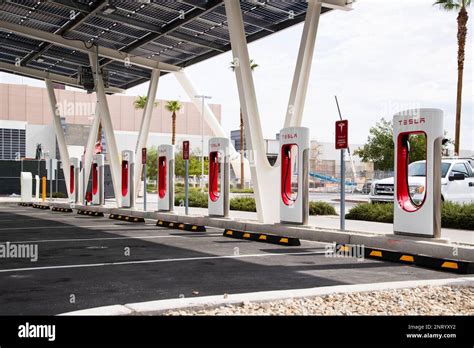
[2,196,472,245]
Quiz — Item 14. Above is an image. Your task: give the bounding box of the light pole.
[195,94,212,192]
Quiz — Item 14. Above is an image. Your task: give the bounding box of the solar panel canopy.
[0,0,333,90]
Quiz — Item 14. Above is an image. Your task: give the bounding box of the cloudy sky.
[1,0,472,151]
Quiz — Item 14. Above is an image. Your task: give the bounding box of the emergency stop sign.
[183,141,190,160]
[335,120,348,149]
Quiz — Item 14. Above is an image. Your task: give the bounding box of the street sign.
[183,141,190,160]
[142,147,147,165]
[335,120,348,150]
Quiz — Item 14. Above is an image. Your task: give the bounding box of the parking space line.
[0,250,326,273]
[8,233,223,244]
[0,224,155,231]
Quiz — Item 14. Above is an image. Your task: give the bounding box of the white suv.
[369,158,474,204]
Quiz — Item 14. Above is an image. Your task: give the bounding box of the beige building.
[0,83,222,159]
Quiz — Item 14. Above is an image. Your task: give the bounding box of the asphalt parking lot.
[0,203,462,315]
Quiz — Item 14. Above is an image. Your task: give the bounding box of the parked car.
[369,158,474,204]
[361,180,373,194]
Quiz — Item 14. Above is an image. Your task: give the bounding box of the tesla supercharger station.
[69,157,80,204]
[91,154,105,205]
[208,137,230,217]
[280,127,310,225]
[121,150,135,208]
[20,172,33,203]
[393,109,444,238]
[157,144,174,212]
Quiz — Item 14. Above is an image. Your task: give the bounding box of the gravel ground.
[165,286,474,316]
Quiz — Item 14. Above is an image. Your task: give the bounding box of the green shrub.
[51,192,67,198]
[230,187,254,194]
[346,202,474,230]
[230,197,256,212]
[309,201,337,216]
[442,202,474,230]
[174,189,208,208]
[345,203,394,223]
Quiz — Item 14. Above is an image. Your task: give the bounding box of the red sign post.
[335,120,348,150]
[183,141,190,160]
[183,140,190,215]
[141,147,147,164]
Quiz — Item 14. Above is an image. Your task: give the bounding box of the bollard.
[41,176,46,202]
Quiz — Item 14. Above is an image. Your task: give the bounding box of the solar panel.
[0,0,334,90]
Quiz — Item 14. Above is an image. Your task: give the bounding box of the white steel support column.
[173,70,251,182]
[45,79,71,198]
[284,0,322,128]
[134,68,160,200]
[89,52,121,207]
[225,0,279,223]
[80,104,101,203]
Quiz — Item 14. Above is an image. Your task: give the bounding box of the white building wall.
[25,124,55,159]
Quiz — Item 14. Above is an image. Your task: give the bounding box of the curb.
[157,219,206,232]
[77,209,104,217]
[51,207,73,213]
[60,276,474,316]
[337,244,474,274]
[32,203,50,210]
[109,214,145,223]
[223,229,300,246]
[18,202,33,207]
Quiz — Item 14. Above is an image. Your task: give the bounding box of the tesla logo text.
[338,122,345,133]
[283,134,297,140]
[398,117,425,126]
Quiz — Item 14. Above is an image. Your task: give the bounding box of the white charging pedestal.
[393,109,444,238]
[92,154,105,206]
[69,157,80,204]
[208,137,230,217]
[121,150,135,208]
[279,127,310,225]
[157,145,175,212]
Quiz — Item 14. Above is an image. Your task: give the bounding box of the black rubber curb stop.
[77,209,104,217]
[31,203,50,210]
[336,244,473,274]
[51,207,73,213]
[18,202,33,207]
[223,229,301,246]
[109,213,144,223]
[156,220,206,232]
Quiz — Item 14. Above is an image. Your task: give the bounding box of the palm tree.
[165,100,182,145]
[434,0,471,155]
[230,59,259,188]
[133,95,159,110]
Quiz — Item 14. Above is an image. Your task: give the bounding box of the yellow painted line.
[259,235,267,240]
[125,216,130,220]
[279,238,288,244]
[400,255,414,262]
[118,215,122,219]
[179,224,184,229]
[158,221,163,225]
[169,223,174,227]
[339,245,350,252]
[243,233,251,238]
[441,261,458,270]
[226,231,233,236]
[369,250,382,257]
[192,226,197,230]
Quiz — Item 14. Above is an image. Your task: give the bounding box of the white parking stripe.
[7,233,223,244]
[0,224,157,231]
[0,250,326,273]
